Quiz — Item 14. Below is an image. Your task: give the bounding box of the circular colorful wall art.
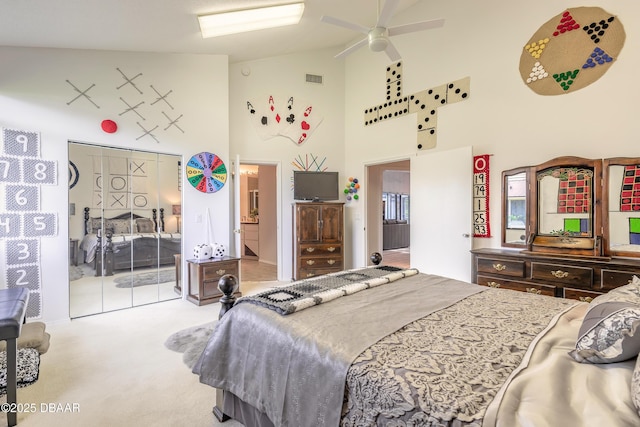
[186,152,227,193]
[519,7,625,96]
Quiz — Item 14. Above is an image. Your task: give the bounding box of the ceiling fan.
[320,0,444,62]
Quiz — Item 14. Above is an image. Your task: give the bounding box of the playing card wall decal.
[247,95,323,145]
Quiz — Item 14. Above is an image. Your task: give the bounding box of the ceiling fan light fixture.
[198,2,305,38]
[368,27,389,52]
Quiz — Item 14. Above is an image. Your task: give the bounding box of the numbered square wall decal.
[0,156,22,183]
[5,239,40,266]
[26,292,41,319]
[23,213,57,238]
[22,158,57,185]
[2,128,40,158]
[5,184,40,212]
[6,265,40,291]
[0,213,22,239]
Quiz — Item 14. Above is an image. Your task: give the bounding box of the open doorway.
[239,163,278,282]
[366,160,410,269]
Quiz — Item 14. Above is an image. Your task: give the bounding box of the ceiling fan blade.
[388,18,445,37]
[320,15,370,35]
[335,37,369,59]
[377,0,400,28]
[384,40,402,62]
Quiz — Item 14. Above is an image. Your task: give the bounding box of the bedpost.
[159,208,165,232]
[84,207,90,235]
[104,231,114,276]
[152,208,158,231]
[370,252,383,265]
[218,274,238,319]
[213,274,238,423]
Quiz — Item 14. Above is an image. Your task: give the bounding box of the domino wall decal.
[363,61,470,150]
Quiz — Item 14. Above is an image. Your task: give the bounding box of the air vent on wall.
[305,73,323,84]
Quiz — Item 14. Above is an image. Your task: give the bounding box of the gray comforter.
[193,273,485,427]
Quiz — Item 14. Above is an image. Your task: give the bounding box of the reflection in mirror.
[605,158,640,255]
[69,143,182,318]
[537,166,593,237]
[502,168,528,247]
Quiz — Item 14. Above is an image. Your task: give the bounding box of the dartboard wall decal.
[519,7,625,96]
[186,152,227,193]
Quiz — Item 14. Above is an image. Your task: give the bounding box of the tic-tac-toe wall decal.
[363,61,470,150]
[65,67,186,143]
[1,127,59,319]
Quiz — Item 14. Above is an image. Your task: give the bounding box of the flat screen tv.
[293,171,340,201]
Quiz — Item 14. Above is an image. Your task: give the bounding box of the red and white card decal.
[473,154,491,238]
[246,95,323,145]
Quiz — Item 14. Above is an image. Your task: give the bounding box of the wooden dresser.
[471,248,640,301]
[292,202,344,280]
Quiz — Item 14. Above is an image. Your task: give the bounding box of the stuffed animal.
[212,243,227,258]
[193,244,212,260]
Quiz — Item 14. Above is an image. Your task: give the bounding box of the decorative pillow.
[633,356,640,417]
[90,218,102,234]
[569,290,640,363]
[105,219,131,234]
[136,218,155,233]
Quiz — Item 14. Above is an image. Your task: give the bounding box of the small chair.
[0,288,29,427]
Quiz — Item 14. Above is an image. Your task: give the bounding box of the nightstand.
[186,257,241,306]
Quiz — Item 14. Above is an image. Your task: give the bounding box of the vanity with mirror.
[473,156,640,301]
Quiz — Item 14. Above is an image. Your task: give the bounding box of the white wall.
[0,47,229,322]
[229,48,346,280]
[344,0,640,271]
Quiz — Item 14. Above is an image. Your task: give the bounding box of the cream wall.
[0,47,229,322]
[229,48,346,280]
[343,0,640,269]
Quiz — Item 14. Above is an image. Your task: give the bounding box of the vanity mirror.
[603,157,640,257]
[501,167,529,247]
[501,156,603,257]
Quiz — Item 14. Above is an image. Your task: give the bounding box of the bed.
[192,257,640,427]
[79,207,181,276]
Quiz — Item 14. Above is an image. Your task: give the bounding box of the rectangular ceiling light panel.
[198,2,305,38]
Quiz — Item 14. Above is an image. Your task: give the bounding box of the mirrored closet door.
[68,142,182,318]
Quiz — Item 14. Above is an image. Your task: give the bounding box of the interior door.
[410,146,472,281]
[233,155,241,260]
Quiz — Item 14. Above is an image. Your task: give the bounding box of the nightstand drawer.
[202,262,238,281]
[531,262,593,288]
[477,275,555,296]
[476,257,525,278]
[600,269,639,291]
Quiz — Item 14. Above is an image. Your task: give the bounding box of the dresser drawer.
[600,269,639,291]
[563,287,603,303]
[300,257,343,269]
[299,244,342,257]
[530,262,593,288]
[298,266,342,279]
[476,275,556,297]
[201,262,239,281]
[476,257,525,278]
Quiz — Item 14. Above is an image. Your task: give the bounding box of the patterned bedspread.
[341,288,576,426]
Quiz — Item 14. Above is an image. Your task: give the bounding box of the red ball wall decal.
[101,119,118,133]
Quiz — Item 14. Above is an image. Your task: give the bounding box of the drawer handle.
[306,273,315,278]
[216,269,226,275]
[551,270,569,278]
[327,247,336,252]
[487,281,501,288]
[526,288,542,295]
[306,247,315,253]
[579,296,594,303]
[327,259,336,265]
[306,260,315,265]
[492,263,506,272]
